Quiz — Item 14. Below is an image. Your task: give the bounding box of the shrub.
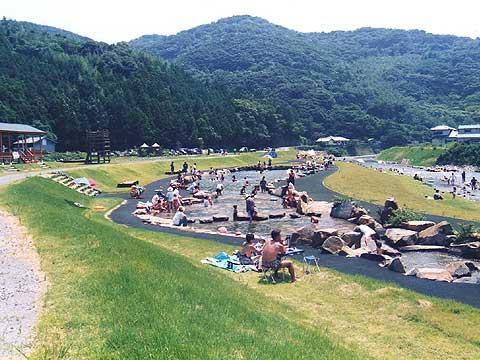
[387,208,424,227]
[454,223,480,244]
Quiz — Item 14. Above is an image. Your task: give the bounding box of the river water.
[171,169,353,238]
[143,166,480,283]
[360,158,480,201]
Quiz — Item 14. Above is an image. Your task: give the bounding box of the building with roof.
[430,125,456,145]
[316,136,350,146]
[430,124,480,145]
[13,136,56,153]
[0,122,47,163]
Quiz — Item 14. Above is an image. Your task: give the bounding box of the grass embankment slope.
[68,150,295,192]
[1,177,358,359]
[378,145,449,167]
[2,172,480,358]
[325,162,480,222]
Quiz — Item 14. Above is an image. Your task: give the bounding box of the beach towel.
[202,252,256,273]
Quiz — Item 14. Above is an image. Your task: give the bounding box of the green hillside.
[378,144,449,166]
[0,19,296,150]
[131,15,480,148]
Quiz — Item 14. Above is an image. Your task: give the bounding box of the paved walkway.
[0,212,45,359]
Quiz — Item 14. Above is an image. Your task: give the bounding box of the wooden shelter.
[0,122,47,164]
[85,130,111,164]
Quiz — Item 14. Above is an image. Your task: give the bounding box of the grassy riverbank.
[68,150,296,192]
[325,162,480,222]
[378,145,449,167]
[2,173,480,358]
[0,177,358,359]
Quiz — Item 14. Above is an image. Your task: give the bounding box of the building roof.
[13,136,56,145]
[430,125,455,131]
[0,122,46,135]
[448,130,458,138]
[458,124,480,130]
[316,136,350,143]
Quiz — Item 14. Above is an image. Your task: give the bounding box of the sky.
[1,0,479,43]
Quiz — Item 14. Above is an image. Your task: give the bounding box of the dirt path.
[0,211,46,359]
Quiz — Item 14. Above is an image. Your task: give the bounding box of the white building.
[430,124,480,145]
[316,136,350,146]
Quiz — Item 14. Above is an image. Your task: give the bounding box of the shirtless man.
[261,229,296,282]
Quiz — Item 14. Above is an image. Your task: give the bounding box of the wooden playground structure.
[85,130,111,164]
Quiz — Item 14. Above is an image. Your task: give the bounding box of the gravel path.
[0,212,46,359]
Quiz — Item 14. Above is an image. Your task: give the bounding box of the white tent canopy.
[140,143,150,148]
[151,143,160,148]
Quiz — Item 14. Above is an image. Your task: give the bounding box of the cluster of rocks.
[291,197,480,283]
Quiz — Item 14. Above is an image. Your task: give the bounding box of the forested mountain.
[0,19,296,150]
[131,16,480,147]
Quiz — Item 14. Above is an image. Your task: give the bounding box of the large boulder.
[351,206,368,219]
[449,242,480,259]
[330,201,354,220]
[341,231,363,247]
[387,257,406,273]
[312,229,339,248]
[446,262,471,278]
[384,228,418,247]
[400,245,447,252]
[417,221,454,246]
[415,268,454,282]
[322,236,346,255]
[380,243,401,257]
[360,252,392,263]
[357,215,376,226]
[213,215,229,222]
[380,197,399,224]
[291,224,317,245]
[400,220,435,232]
[354,224,377,238]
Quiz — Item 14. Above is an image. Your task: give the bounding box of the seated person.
[172,206,188,226]
[261,229,296,282]
[130,185,143,199]
[238,233,258,265]
[433,189,443,200]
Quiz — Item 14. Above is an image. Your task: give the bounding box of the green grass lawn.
[378,145,449,167]
[1,177,359,359]
[68,150,296,193]
[2,172,480,358]
[325,162,480,222]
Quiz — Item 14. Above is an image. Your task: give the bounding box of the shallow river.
[148,167,480,283]
[361,159,480,201]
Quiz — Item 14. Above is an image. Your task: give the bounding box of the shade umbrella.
[263,154,273,159]
[140,143,150,148]
[89,179,97,187]
[151,143,160,148]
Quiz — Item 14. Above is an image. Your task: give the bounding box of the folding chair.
[302,255,320,274]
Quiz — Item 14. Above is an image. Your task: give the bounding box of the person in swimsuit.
[261,229,296,282]
[238,233,258,265]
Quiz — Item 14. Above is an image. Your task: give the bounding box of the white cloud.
[1,0,479,43]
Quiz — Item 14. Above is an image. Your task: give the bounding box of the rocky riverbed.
[0,211,45,359]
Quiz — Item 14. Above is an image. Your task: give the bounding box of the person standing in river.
[170,161,175,174]
[246,195,256,222]
[182,161,188,174]
[461,170,466,184]
[288,169,296,186]
[260,176,267,193]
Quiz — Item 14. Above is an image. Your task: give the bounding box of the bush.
[387,208,424,227]
[454,223,480,244]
